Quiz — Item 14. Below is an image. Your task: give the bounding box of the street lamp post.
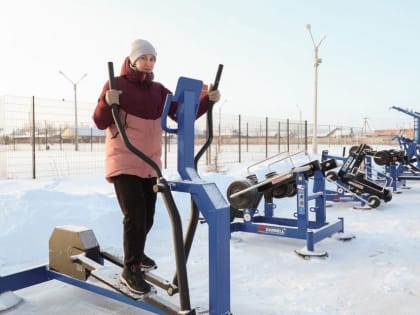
[59,71,87,151]
[306,24,326,155]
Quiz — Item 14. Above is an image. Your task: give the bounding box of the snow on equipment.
[322,144,393,209]
[0,64,232,314]
[227,151,354,258]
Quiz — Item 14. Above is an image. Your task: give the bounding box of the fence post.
[265,117,268,158]
[217,107,221,154]
[31,96,36,179]
[287,118,290,152]
[297,120,300,149]
[328,125,331,147]
[44,121,48,150]
[238,114,242,163]
[278,121,281,153]
[164,131,168,169]
[304,120,308,155]
[60,127,63,151]
[246,122,248,152]
[208,138,211,165]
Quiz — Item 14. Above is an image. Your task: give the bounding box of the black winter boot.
[120,264,151,294]
[141,253,157,271]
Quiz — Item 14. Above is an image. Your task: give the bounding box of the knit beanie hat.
[129,39,157,64]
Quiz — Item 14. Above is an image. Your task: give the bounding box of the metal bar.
[230,164,312,199]
[0,265,50,291]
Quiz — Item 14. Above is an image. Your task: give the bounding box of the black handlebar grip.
[108,62,115,90]
[211,64,223,91]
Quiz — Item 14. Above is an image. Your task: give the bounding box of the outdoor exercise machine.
[321,144,393,208]
[368,145,420,192]
[385,154,420,191]
[391,105,420,148]
[391,105,420,170]
[382,106,420,191]
[226,151,354,258]
[0,64,232,314]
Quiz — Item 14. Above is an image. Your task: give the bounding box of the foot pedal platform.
[75,253,182,313]
[90,265,156,300]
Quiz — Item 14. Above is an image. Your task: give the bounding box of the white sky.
[1,0,420,130]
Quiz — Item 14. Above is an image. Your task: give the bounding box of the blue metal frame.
[0,266,165,314]
[387,130,420,191]
[0,266,50,292]
[162,77,231,314]
[230,167,344,252]
[386,162,420,191]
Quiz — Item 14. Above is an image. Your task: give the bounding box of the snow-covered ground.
[1,150,420,314]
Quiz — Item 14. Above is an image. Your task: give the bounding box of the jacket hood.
[120,57,154,86]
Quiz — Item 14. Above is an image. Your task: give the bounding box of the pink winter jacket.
[93,57,210,181]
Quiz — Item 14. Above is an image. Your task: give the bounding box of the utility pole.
[59,71,87,151]
[306,24,326,155]
[362,117,371,137]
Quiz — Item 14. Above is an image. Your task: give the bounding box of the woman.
[93,38,221,294]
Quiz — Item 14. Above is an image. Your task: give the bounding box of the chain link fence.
[1,95,397,179]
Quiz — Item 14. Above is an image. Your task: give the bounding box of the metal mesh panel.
[1,95,394,179]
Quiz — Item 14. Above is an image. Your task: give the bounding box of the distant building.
[61,127,105,143]
[373,128,414,138]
